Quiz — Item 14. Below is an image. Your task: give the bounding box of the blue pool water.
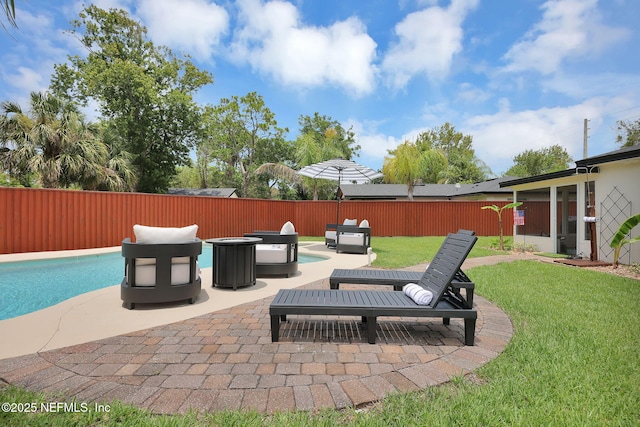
[0,245,325,320]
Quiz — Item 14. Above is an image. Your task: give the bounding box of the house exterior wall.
[509,158,640,265]
[591,158,640,265]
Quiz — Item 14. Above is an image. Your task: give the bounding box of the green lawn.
[2,237,639,426]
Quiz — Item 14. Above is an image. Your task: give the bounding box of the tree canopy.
[50,5,213,193]
[415,122,491,183]
[503,144,573,177]
[0,91,135,190]
[616,118,640,147]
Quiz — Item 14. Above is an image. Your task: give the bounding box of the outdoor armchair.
[121,224,202,310]
[244,221,298,277]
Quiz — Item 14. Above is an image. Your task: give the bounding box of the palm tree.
[1,0,16,30]
[382,141,447,200]
[0,91,135,190]
[255,129,344,200]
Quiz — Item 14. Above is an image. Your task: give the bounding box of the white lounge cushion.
[325,230,336,240]
[338,233,365,246]
[132,224,198,265]
[133,224,198,244]
[256,244,288,264]
[128,261,200,287]
[359,219,369,228]
[403,283,433,305]
[343,218,357,226]
[280,221,296,235]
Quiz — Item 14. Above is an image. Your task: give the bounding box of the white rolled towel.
[403,283,433,305]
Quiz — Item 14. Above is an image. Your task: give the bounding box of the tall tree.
[0,91,134,190]
[503,144,572,177]
[416,122,490,183]
[50,5,212,193]
[616,118,640,147]
[201,92,288,198]
[382,140,447,200]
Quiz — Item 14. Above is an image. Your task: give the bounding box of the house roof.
[500,145,640,188]
[168,188,237,197]
[341,177,515,199]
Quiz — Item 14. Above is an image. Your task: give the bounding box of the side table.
[205,237,262,290]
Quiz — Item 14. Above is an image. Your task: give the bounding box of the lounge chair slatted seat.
[270,231,478,344]
[328,230,476,307]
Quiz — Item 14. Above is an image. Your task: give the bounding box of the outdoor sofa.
[270,230,478,344]
[121,224,202,310]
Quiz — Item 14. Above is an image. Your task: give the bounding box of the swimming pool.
[0,245,326,320]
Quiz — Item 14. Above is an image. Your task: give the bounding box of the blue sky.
[1,0,639,176]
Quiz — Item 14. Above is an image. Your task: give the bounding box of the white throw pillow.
[280,221,296,235]
[133,224,198,244]
[359,219,369,228]
[343,218,357,226]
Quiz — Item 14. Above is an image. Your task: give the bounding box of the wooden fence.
[0,187,514,254]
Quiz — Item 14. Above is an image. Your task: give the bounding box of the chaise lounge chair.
[329,229,476,308]
[269,231,478,345]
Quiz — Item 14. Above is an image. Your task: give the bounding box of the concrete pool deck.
[0,242,372,360]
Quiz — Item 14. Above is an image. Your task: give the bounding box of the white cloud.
[229,0,377,96]
[137,0,229,60]
[381,0,479,88]
[462,98,614,174]
[346,119,403,161]
[502,0,630,75]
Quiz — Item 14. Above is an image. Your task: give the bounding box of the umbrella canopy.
[298,158,383,184]
[298,158,383,224]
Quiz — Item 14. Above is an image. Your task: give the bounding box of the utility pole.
[583,118,589,159]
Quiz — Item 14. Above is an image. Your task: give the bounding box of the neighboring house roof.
[341,177,516,200]
[168,188,238,197]
[500,145,640,187]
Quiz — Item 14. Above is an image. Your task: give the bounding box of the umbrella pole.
[336,175,341,225]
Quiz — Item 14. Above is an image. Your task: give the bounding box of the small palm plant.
[481,202,523,251]
[610,213,640,268]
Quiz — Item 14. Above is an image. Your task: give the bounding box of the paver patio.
[0,256,522,414]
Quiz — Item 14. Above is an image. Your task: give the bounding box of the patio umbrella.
[298,158,383,224]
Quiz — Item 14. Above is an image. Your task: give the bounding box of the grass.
[2,238,639,426]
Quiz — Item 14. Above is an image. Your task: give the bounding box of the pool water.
[0,245,325,320]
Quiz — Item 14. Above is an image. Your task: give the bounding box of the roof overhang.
[499,167,599,187]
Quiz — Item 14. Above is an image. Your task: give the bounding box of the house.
[168,188,238,198]
[500,145,640,265]
[340,177,515,201]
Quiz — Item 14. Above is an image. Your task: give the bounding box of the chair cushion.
[403,283,433,305]
[359,219,369,228]
[325,230,336,240]
[133,224,198,244]
[256,244,288,264]
[132,224,198,265]
[280,221,296,235]
[343,218,357,226]
[128,262,200,287]
[339,233,365,246]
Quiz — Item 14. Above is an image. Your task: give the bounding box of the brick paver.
[0,256,519,414]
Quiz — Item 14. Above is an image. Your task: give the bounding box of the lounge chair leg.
[271,315,280,342]
[125,302,134,310]
[366,316,377,344]
[464,318,476,346]
[443,318,450,325]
